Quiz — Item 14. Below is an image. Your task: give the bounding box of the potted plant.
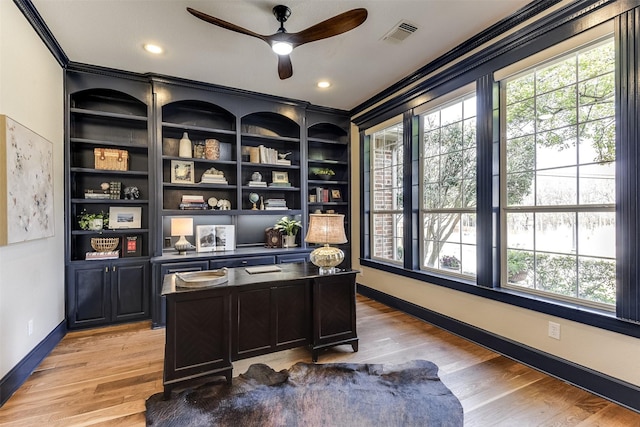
[313,168,335,180]
[78,209,109,231]
[274,216,302,247]
[507,250,531,282]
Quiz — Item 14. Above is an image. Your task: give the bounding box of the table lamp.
[171,217,193,255]
[305,214,348,274]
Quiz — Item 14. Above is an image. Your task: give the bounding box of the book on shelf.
[248,181,267,187]
[86,251,119,260]
[276,159,291,166]
[314,187,330,203]
[200,177,228,184]
[179,202,209,210]
[268,182,292,187]
[182,195,204,203]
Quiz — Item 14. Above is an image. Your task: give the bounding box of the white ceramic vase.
[179,132,192,158]
[283,235,296,247]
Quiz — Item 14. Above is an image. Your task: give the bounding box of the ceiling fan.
[186,5,368,80]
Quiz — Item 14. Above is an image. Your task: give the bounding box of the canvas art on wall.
[0,115,54,246]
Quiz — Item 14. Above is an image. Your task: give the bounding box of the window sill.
[359,258,640,339]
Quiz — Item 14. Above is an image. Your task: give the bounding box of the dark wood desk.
[161,262,358,396]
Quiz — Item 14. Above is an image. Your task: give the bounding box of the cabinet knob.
[113,266,116,272]
[105,267,108,273]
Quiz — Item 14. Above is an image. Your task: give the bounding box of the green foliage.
[507,250,533,281]
[274,216,301,236]
[314,168,335,176]
[77,209,109,230]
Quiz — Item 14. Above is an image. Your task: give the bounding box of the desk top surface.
[162,262,358,296]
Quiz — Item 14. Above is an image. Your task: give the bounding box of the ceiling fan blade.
[186,7,269,44]
[278,55,293,80]
[286,8,367,47]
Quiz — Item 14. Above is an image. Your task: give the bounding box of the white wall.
[349,123,640,387]
[0,2,64,378]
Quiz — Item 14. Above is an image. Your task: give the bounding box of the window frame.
[356,3,640,338]
[417,87,478,278]
[498,35,616,311]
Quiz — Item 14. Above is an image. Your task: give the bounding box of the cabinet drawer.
[210,256,276,270]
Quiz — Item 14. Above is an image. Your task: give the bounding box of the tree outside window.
[420,93,477,276]
[502,37,616,308]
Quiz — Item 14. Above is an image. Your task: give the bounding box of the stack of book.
[86,251,119,260]
[180,194,208,210]
[264,198,288,210]
[269,181,292,187]
[200,172,228,185]
[248,180,267,187]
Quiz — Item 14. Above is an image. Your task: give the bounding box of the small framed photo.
[171,160,195,184]
[108,206,142,229]
[272,171,289,184]
[121,235,142,257]
[330,189,342,202]
[196,225,235,252]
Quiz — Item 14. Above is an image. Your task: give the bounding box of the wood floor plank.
[0,295,637,426]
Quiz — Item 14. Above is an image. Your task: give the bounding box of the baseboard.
[357,284,640,413]
[0,321,66,407]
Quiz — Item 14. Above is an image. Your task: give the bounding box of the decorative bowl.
[91,237,119,252]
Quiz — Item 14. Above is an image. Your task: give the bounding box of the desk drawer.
[210,256,276,270]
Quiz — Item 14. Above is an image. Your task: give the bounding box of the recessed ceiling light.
[143,44,163,54]
[317,81,331,88]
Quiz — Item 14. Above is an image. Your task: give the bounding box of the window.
[501,37,615,309]
[370,122,404,264]
[419,92,477,277]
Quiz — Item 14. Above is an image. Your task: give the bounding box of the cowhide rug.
[146,360,463,426]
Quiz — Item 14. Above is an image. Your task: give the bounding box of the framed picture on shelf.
[121,235,142,257]
[272,171,289,184]
[330,189,342,202]
[171,160,195,184]
[108,206,142,229]
[196,225,235,252]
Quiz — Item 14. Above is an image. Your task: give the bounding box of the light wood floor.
[0,295,638,426]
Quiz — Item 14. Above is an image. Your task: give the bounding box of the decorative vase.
[252,171,262,182]
[283,235,296,247]
[205,139,220,160]
[179,132,192,158]
[88,218,103,230]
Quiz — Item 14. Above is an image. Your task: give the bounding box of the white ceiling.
[30,0,532,111]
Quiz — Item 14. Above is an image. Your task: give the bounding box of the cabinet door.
[112,261,149,322]
[277,253,310,264]
[67,264,110,328]
[312,274,357,349]
[233,286,272,359]
[273,280,309,350]
[164,289,231,386]
[154,260,210,327]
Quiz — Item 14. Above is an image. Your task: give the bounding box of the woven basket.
[91,237,119,252]
[94,148,129,171]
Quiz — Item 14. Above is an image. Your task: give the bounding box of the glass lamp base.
[310,245,344,274]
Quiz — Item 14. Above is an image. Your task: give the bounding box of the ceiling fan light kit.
[187,5,367,79]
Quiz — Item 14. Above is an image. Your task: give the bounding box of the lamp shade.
[305,214,347,244]
[171,217,193,237]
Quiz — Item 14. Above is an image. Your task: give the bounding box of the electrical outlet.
[548,321,560,340]
[28,319,34,336]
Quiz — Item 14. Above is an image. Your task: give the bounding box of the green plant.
[78,209,109,230]
[274,216,301,236]
[507,250,532,281]
[314,168,335,176]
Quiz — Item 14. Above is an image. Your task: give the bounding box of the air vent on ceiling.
[382,20,418,43]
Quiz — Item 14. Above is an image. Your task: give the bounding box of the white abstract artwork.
[1,115,54,245]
